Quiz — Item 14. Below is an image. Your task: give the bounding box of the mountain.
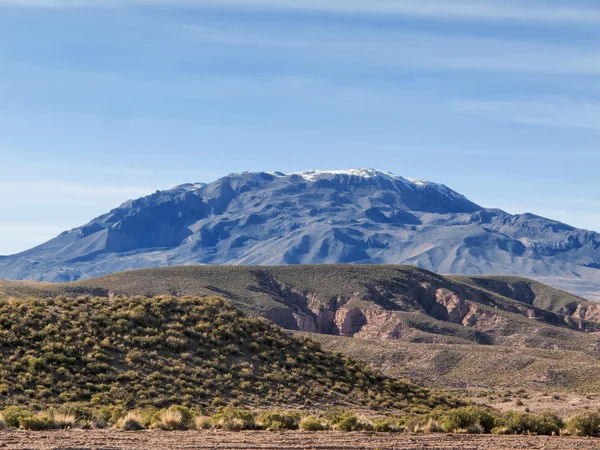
[2,168,600,299]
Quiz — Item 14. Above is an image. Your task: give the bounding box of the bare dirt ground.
[1,430,600,450]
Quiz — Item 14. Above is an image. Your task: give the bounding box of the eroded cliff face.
[260,273,600,344]
[570,303,600,324]
[266,282,513,341]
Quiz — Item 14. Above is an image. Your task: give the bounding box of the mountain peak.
[286,168,397,180]
[271,168,426,185]
[3,168,600,301]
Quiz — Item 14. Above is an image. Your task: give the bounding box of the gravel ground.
[1,430,600,450]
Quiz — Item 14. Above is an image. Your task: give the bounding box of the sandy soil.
[1,430,600,450]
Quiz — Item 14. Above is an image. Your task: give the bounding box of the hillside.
[0,294,451,413]
[3,265,600,357]
[2,169,600,299]
[309,333,600,393]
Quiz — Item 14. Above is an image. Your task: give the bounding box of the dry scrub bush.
[0,414,6,430]
[20,413,53,431]
[156,409,184,430]
[194,416,212,430]
[422,417,444,433]
[210,407,255,431]
[565,411,600,436]
[256,411,301,431]
[2,406,33,428]
[116,412,145,431]
[373,417,404,433]
[439,406,495,433]
[52,413,77,429]
[299,417,325,431]
[325,408,367,431]
[496,410,562,436]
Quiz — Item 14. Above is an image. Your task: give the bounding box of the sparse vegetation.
[0,295,453,413]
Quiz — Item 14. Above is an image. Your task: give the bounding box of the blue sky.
[1,0,600,255]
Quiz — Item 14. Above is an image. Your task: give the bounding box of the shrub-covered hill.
[0,295,455,412]
[3,265,600,354]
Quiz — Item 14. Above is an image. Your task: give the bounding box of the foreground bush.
[194,416,212,430]
[256,411,301,431]
[0,404,595,437]
[150,406,192,430]
[20,414,53,431]
[2,406,33,428]
[495,410,562,436]
[299,417,325,431]
[439,406,496,433]
[52,412,77,429]
[154,409,184,431]
[210,407,255,431]
[566,411,600,436]
[325,408,367,431]
[373,417,405,433]
[116,412,145,431]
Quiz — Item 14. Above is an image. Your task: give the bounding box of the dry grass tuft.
[422,417,443,433]
[116,413,145,431]
[53,413,77,429]
[194,416,211,430]
[157,409,184,431]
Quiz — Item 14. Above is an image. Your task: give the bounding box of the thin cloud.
[450,99,600,130]
[3,0,600,24]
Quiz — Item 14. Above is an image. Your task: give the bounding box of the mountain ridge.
[1,169,600,300]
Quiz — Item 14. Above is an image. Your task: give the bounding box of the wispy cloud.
[172,22,600,76]
[3,0,600,24]
[450,98,600,130]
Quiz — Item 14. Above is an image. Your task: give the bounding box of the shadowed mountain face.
[1,169,600,299]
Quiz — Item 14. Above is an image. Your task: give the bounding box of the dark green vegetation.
[0,294,454,413]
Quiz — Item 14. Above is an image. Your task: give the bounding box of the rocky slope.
[2,169,600,299]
